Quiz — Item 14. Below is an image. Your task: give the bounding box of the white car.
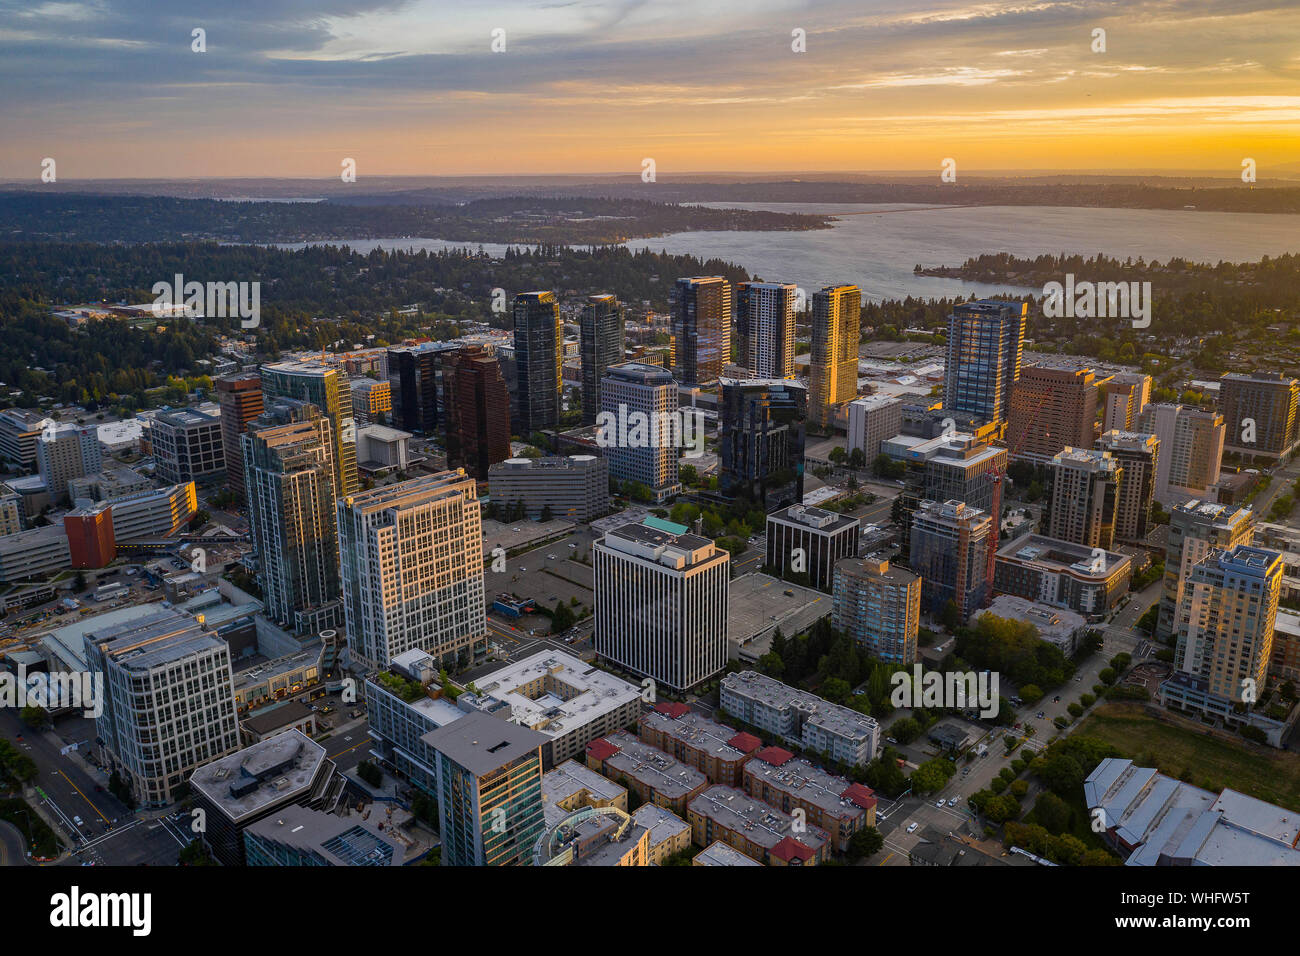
[906,822,918,834]
[948,797,958,807]
[935,799,945,808]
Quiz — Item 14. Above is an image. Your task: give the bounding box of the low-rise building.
[994,531,1132,619]
[542,759,628,827]
[694,840,762,866]
[742,746,876,852]
[977,594,1089,657]
[0,524,70,582]
[720,670,880,768]
[488,455,610,522]
[1085,757,1300,865]
[585,730,708,816]
[687,784,830,865]
[637,703,760,786]
[632,804,692,864]
[244,804,408,866]
[190,730,347,867]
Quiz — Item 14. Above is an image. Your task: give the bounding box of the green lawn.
[1074,702,1300,811]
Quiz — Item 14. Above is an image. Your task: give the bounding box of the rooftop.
[593,731,707,801]
[694,840,762,866]
[689,784,829,856]
[641,706,755,763]
[190,730,330,823]
[421,710,547,777]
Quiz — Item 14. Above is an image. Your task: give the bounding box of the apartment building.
[37,421,102,503]
[1045,447,1123,550]
[1157,500,1256,640]
[994,532,1132,619]
[688,784,830,865]
[742,747,877,852]
[832,556,921,664]
[1218,371,1300,461]
[1094,430,1159,542]
[337,471,486,670]
[637,703,761,787]
[720,670,880,768]
[585,730,708,817]
[670,276,732,386]
[809,285,862,429]
[1137,403,1225,506]
[424,711,548,866]
[260,361,359,496]
[600,362,682,503]
[736,281,797,379]
[909,499,992,620]
[846,394,903,462]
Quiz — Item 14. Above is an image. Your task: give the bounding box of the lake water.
[274,202,1300,303]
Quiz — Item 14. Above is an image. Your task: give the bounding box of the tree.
[551,601,575,634]
[540,504,554,523]
[909,758,956,794]
[889,716,922,745]
[848,826,884,860]
[829,446,846,465]
[19,706,50,730]
[940,599,961,630]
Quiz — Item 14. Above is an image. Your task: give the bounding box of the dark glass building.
[719,378,807,509]
[513,291,562,435]
[580,293,624,426]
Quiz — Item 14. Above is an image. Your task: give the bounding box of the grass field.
[1074,702,1300,811]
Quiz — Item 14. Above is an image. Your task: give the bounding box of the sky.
[0,0,1297,179]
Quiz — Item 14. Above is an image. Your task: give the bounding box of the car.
[568,543,576,548]
[1053,695,1061,703]
[948,797,958,807]
[1036,711,1045,719]
[935,799,945,808]
[348,709,362,719]
[885,736,898,745]
[73,816,84,827]
[961,767,970,775]
[520,567,527,572]
[906,822,918,834]
[547,554,556,560]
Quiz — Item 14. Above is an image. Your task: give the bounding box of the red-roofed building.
[728,732,763,755]
[742,752,876,852]
[769,836,816,866]
[752,745,793,766]
[654,702,690,719]
[585,738,620,765]
[639,710,755,787]
[841,783,878,813]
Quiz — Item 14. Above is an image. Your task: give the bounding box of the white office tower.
[594,521,729,692]
[37,422,102,503]
[337,470,487,670]
[736,281,797,379]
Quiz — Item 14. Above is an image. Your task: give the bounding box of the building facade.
[487,455,609,522]
[513,291,563,435]
[943,299,1027,426]
[909,499,992,619]
[594,522,730,692]
[260,361,359,496]
[736,281,797,379]
[337,471,487,670]
[670,276,732,386]
[719,378,807,509]
[765,504,859,592]
[580,293,625,426]
[1044,447,1123,550]
[832,556,921,664]
[216,373,264,498]
[809,285,862,429]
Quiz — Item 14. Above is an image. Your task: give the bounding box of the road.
[0,819,29,866]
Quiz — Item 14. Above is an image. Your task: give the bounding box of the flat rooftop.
[695,840,762,866]
[631,803,690,848]
[458,649,641,738]
[85,606,224,673]
[190,730,329,823]
[596,730,707,801]
[542,760,627,826]
[744,750,875,820]
[728,572,830,663]
[688,785,829,856]
[421,710,548,777]
[640,707,753,763]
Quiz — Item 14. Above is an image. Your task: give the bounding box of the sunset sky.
[1,0,1297,180]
